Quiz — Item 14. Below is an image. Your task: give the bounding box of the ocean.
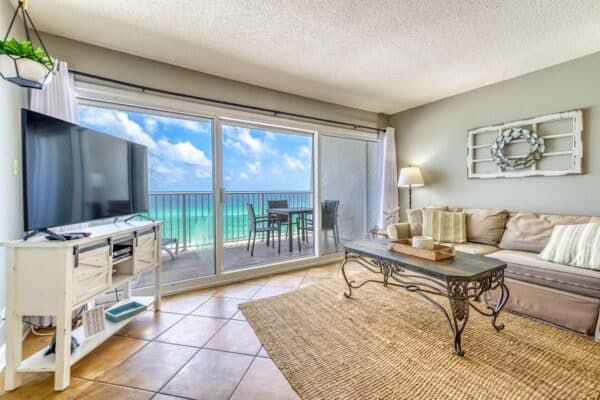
[147,191,312,247]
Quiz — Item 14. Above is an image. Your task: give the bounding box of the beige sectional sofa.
[387,208,600,341]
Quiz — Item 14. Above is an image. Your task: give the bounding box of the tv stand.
[23,228,67,242]
[3,221,162,391]
[123,214,155,223]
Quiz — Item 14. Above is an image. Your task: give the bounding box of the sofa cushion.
[422,209,467,243]
[539,223,600,270]
[498,212,591,253]
[441,242,498,256]
[486,249,600,297]
[406,206,448,237]
[462,208,508,246]
[406,209,423,236]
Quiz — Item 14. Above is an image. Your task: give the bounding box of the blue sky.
[78,105,313,192]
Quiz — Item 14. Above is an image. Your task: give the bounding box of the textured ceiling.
[19,0,600,114]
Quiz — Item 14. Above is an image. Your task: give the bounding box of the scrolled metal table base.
[340,252,509,356]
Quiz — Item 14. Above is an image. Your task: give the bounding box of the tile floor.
[0,262,363,400]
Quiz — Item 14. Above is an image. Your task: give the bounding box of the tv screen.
[22,109,149,231]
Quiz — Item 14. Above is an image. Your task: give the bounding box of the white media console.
[2,221,162,391]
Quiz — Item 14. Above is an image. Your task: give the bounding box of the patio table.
[267,207,313,252]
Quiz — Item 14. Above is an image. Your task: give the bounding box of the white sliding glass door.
[319,134,379,255]
[78,104,217,287]
[220,123,315,271]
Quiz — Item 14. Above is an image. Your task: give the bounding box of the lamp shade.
[398,166,424,188]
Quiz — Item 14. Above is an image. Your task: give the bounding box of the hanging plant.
[490,127,545,170]
[0,1,55,89]
[0,39,53,67]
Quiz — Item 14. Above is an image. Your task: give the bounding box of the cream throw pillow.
[406,206,449,237]
[539,223,600,269]
[422,210,467,244]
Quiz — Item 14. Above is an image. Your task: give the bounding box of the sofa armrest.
[387,223,410,240]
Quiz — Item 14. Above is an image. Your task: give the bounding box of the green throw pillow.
[422,210,467,244]
[539,223,600,269]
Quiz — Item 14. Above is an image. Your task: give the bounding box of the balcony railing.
[146,191,312,251]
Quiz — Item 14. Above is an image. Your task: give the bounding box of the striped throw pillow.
[539,223,600,269]
[422,210,467,243]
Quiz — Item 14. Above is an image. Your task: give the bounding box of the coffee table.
[341,239,509,356]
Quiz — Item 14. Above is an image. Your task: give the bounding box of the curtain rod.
[70,70,385,134]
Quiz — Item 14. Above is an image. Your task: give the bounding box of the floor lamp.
[398,166,424,210]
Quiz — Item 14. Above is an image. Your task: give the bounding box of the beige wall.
[0,1,26,344]
[390,51,600,216]
[40,33,385,129]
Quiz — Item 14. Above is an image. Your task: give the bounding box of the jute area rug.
[239,272,600,400]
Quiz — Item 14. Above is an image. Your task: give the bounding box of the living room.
[0,1,599,399]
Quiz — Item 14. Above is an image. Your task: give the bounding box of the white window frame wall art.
[467,110,583,179]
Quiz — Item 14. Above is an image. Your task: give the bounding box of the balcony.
[134,191,315,287]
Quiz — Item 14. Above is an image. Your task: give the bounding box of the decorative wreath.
[490,127,545,169]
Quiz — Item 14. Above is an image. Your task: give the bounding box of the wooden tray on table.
[387,239,455,261]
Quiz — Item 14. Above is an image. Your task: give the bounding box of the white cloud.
[195,168,211,178]
[158,139,212,178]
[158,140,211,167]
[152,115,211,134]
[240,172,249,180]
[144,118,157,133]
[224,137,246,155]
[283,153,307,170]
[247,161,261,175]
[80,107,158,151]
[224,175,232,181]
[298,145,311,158]
[149,157,185,185]
[223,126,272,158]
[265,131,277,141]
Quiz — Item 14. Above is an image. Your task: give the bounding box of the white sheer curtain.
[30,60,78,124]
[377,127,399,228]
[27,60,80,329]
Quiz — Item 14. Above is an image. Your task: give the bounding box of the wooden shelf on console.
[111,273,134,288]
[113,255,132,264]
[17,296,154,373]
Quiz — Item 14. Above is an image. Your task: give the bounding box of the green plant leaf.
[21,40,34,57]
[0,37,53,67]
[40,56,52,67]
[33,47,44,59]
[4,38,23,55]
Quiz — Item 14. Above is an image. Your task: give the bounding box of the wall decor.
[490,127,545,169]
[467,110,582,179]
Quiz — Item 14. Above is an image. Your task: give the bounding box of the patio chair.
[298,200,340,250]
[268,200,292,238]
[246,203,281,256]
[161,237,179,260]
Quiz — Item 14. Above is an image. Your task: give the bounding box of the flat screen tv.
[22,109,149,231]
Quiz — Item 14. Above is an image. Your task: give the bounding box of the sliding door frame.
[318,133,380,255]
[75,82,378,296]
